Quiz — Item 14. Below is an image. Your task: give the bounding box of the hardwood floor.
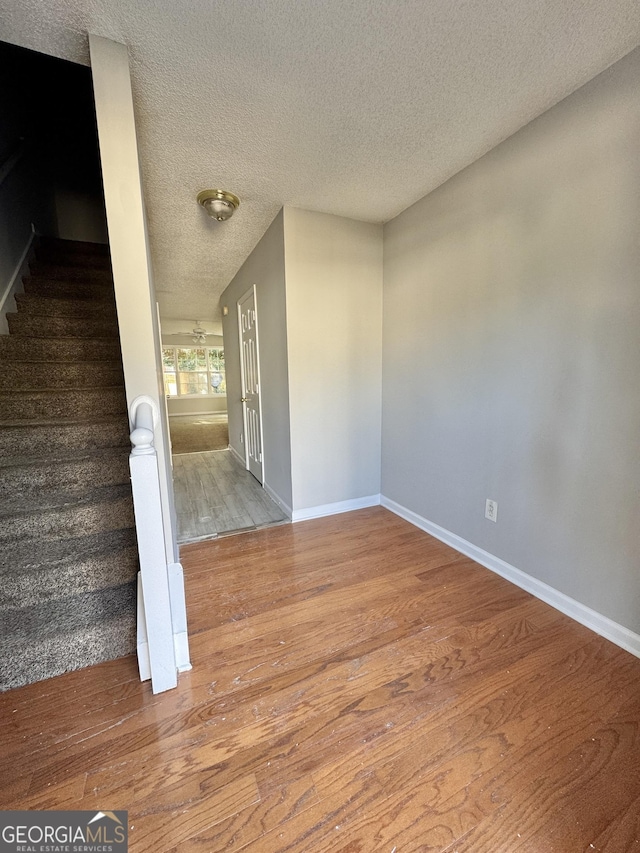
[2,507,640,851]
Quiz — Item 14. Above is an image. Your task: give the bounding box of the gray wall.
[166,397,227,416]
[284,207,383,511]
[221,210,292,510]
[53,185,108,244]
[382,46,640,633]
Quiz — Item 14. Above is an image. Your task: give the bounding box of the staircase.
[0,237,138,691]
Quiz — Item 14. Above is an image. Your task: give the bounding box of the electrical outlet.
[485,499,498,522]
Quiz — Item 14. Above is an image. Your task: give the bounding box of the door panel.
[238,286,263,483]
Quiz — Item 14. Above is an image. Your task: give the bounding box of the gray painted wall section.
[221,210,293,509]
[284,207,383,511]
[166,397,227,416]
[382,46,640,633]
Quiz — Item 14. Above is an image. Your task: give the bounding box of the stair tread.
[15,294,117,316]
[39,236,110,253]
[0,445,128,469]
[0,582,136,641]
[16,290,114,303]
[28,261,113,276]
[0,358,121,366]
[0,482,133,519]
[0,335,120,344]
[0,413,128,428]
[0,386,124,397]
[7,313,119,332]
[0,527,137,572]
[5,327,119,341]
[7,310,115,317]
[23,275,114,291]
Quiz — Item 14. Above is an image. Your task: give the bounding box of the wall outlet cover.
[485,499,498,522]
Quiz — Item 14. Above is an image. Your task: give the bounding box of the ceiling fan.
[163,320,217,344]
[191,321,208,344]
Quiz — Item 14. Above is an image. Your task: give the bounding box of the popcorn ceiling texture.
[1,0,639,331]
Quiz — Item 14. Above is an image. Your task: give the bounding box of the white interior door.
[238,286,264,483]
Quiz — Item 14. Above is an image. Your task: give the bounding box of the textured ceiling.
[1,1,639,333]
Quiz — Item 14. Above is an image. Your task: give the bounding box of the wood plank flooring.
[173,449,288,542]
[2,507,640,852]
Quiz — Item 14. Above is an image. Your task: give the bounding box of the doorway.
[164,331,287,542]
[162,341,228,454]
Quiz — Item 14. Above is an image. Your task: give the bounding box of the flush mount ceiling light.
[192,321,207,344]
[197,189,240,221]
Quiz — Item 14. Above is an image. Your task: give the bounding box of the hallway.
[172,449,288,543]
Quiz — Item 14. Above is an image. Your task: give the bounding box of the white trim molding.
[168,410,228,418]
[0,226,35,334]
[168,561,192,672]
[228,444,246,467]
[263,482,293,518]
[292,494,381,523]
[136,572,151,682]
[381,495,640,660]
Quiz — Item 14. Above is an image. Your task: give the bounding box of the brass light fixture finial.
[197,189,240,221]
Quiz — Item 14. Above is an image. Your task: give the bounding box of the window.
[162,347,226,397]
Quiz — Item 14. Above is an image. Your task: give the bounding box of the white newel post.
[130,397,179,693]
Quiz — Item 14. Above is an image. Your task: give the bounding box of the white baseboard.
[381,495,640,660]
[263,482,292,518]
[292,494,381,523]
[168,411,227,418]
[228,444,245,466]
[0,228,35,334]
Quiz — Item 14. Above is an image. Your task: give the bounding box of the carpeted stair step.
[0,583,136,691]
[7,312,118,339]
[35,242,112,270]
[0,387,126,421]
[36,246,111,268]
[15,293,117,319]
[0,448,130,501]
[0,361,123,391]
[0,336,121,362]
[0,483,135,543]
[38,236,110,259]
[0,417,130,459]
[22,275,115,302]
[0,528,138,610]
[28,261,113,283]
